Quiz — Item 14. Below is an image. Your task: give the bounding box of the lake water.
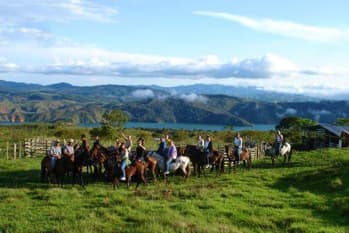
[0,122,275,131]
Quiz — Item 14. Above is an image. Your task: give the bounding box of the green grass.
[0,149,349,233]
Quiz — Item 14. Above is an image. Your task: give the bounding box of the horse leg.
[151,163,157,182]
[283,154,287,163]
[113,176,119,190]
[41,165,46,183]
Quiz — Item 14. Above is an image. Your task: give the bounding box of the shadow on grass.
[272,160,349,227]
[0,169,103,189]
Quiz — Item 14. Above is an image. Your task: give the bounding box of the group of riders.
[47,130,285,181]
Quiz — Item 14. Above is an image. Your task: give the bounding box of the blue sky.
[0,0,349,97]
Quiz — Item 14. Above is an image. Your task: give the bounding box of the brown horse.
[89,144,108,178]
[40,156,65,186]
[209,150,225,176]
[144,155,157,181]
[225,145,252,171]
[125,160,147,188]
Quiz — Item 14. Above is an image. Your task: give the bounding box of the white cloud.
[276,108,297,118]
[179,93,208,103]
[0,57,18,72]
[0,0,118,24]
[193,11,349,43]
[130,89,155,99]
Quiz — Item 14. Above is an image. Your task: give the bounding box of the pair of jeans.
[275,143,282,156]
[50,157,57,170]
[206,151,211,165]
[121,160,127,178]
[165,158,172,172]
[235,147,241,164]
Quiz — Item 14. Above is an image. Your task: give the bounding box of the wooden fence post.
[6,141,9,160]
[14,143,17,160]
[19,142,22,159]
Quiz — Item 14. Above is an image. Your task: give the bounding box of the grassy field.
[0,148,348,233]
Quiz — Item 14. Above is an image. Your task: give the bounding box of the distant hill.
[0,80,348,125]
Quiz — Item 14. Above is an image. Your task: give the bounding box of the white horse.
[270,142,292,165]
[147,152,191,178]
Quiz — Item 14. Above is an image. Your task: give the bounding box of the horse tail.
[186,162,191,178]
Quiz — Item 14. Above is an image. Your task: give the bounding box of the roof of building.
[313,123,349,137]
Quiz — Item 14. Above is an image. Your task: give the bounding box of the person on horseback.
[93,136,100,148]
[204,135,213,168]
[122,133,133,152]
[63,139,74,159]
[157,136,167,157]
[164,140,177,175]
[119,143,130,181]
[275,130,284,157]
[136,137,147,161]
[234,132,243,165]
[197,135,204,151]
[49,139,62,171]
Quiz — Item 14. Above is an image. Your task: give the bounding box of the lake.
[0,122,275,131]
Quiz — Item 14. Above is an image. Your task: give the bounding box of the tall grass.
[0,148,348,232]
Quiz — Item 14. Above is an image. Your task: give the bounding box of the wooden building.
[303,123,349,149]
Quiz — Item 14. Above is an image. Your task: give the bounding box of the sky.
[0,0,349,97]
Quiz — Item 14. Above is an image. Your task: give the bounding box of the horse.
[273,142,292,165]
[89,144,109,178]
[147,151,191,178]
[40,156,65,187]
[224,145,252,171]
[125,160,147,188]
[183,145,207,177]
[209,150,225,176]
[72,145,91,187]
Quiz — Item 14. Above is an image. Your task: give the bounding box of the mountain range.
[0,80,348,126]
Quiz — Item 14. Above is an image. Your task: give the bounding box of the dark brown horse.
[89,144,109,178]
[184,145,207,177]
[73,144,91,187]
[225,145,252,171]
[40,156,65,186]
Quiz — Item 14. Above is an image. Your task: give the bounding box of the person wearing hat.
[63,139,75,160]
[204,135,213,168]
[275,130,284,157]
[49,139,62,171]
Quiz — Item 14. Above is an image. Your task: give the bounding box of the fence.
[1,137,266,163]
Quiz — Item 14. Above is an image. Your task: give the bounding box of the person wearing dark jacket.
[204,135,213,168]
[157,136,167,157]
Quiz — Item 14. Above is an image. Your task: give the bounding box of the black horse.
[184,145,207,177]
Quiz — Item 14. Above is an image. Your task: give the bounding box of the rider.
[119,143,130,181]
[49,139,62,171]
[275,130,284,156]
[93,136,100,148]
[122,133,133,152]
[63,139,75,159]
[197,135,205,151]
[136,137,147,161]
[233,132,243,165]
[157,136,167,157]
[164,140,177,175]
[204,135,213,168]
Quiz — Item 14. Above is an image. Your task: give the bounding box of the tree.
[276,117,317,145]
[90,109,128,140]
[334,118,349,126]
